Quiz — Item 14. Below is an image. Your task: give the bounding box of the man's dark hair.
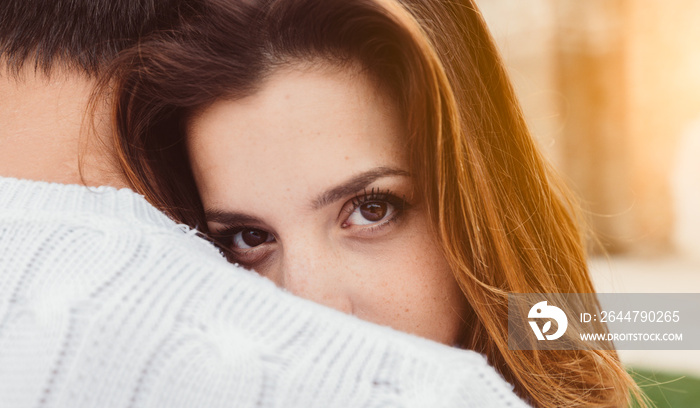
[0,0,194,75]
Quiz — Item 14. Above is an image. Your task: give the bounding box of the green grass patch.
[629,367,700,408]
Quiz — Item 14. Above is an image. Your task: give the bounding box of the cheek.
[346,218,467,344]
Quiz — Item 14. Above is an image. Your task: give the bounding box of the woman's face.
[187,64,467,345]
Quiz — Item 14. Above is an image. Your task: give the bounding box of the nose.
[271,238,352,315]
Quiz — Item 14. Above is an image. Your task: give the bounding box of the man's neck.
[0,67,129,188]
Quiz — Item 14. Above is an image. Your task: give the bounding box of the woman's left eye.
[341,189,408,230]
[346,201,395,226]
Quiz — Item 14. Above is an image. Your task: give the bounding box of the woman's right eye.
[209,227,276,268]
[232,228,275,249]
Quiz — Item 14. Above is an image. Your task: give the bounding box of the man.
[0,1,528,406]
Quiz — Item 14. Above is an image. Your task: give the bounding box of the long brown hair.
[98,0,649,406]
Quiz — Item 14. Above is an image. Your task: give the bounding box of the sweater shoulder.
[0,177,530,407]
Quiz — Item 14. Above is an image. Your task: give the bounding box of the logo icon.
[528,301,568,340]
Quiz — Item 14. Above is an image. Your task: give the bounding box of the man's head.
[0,0,192,76]
[0,0,197,187]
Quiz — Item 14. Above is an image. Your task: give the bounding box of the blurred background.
[476,0,700,406]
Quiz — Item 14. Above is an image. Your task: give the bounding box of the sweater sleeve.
[0,178,531,408]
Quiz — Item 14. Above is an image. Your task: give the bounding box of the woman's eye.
[232,228,275,249]
[346,201,395,226]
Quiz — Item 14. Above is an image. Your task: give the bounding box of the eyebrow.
[312,166,410,209]
[204,210,262,227]
[204,166,411,225]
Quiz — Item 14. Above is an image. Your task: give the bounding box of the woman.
[99,0,648,406]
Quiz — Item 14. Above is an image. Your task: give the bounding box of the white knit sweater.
[0,176,530,408]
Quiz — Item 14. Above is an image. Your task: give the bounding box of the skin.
[0,66,127,188]
[187,63,467,345]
